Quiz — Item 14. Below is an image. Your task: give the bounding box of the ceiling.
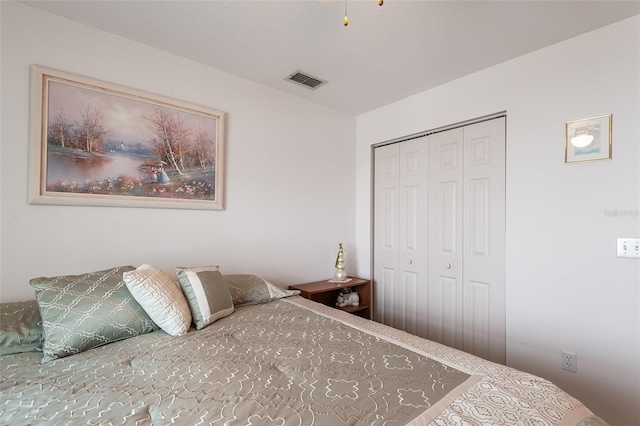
[20,0,640,115]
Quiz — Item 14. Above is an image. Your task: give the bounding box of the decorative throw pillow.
[123,264,192,336]
[223,274,300,307]
[30,265,158,363]
[0,300,43,356]
[176,266,234,330]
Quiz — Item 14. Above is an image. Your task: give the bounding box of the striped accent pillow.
[176,266,234,330]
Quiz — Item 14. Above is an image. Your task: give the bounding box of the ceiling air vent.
[286,70,327,90]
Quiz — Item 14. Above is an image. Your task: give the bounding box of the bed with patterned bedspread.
[0,266,605,425]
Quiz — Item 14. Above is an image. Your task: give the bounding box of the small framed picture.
[565,114,612,163]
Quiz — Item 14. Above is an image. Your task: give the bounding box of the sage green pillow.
[30,265,158,363]
[0,300,43,355]
[223,274,299,307]
[176,266,234,330]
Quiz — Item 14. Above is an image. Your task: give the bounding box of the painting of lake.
[34,70,225,209]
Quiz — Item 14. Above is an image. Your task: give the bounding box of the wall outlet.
[617,238,640,258]
[562,351,577,373]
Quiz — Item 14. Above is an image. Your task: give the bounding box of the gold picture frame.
[29,65,225,210]
[565,114,612,164]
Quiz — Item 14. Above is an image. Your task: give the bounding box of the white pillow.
[123,264,192,336]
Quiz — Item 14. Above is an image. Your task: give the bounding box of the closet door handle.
[408,259,413,265]
[445,263,452,269]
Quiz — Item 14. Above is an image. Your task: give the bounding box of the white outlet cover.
[617,238,640,258]
[562,351,577,373]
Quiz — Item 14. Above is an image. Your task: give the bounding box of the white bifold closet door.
[373,137,429,337]
[373,117,505,364]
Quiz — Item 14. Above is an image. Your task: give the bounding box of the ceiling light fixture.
[571,128,594,148]
[344,0,383,27]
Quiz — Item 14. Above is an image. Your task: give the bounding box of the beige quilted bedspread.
[0,296,604,425]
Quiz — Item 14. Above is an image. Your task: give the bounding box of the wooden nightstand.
[289,277,371,319]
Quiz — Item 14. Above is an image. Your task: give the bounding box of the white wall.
[355,16,640,425]
[2,2,638,424]
[0,2,356,302]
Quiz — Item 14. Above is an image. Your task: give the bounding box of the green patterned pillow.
[176,266,234,330]
[223,274,300,307]
[0,300,43,355]
[30,266,158,363]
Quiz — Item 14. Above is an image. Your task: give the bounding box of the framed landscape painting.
[29,65,225,210]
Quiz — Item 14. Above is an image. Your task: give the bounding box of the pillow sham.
[123,264,191,336]
[223,274,300,307]
[0,300,43,356]
[176,266,234,330]
[30,265,158,363]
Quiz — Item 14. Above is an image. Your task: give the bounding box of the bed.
[0,265,605,425]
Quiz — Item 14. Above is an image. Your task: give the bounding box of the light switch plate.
[617,238,640,258]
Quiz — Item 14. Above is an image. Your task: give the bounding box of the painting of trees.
[47,107,74,149]
[78,104,107,153]
[191,127,215,170]
[31,65,225,210]
[145,106,188,174]
[47,104,108,154]
[145,106,216,174]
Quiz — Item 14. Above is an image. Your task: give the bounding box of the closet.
[373,116,505,364]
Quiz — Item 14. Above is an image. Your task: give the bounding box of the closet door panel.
[398,271,418,334]
[462,117,506,364]
[468,178,490,256]
[429,275,459,348]
[398,139,428,338]
[397,183,418,333]
[428,128,464,349]
[374,138,428,334]
[439,181,459,254]
[373,144,399,327]
[468,280,490,360]
[381,267,397,327]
